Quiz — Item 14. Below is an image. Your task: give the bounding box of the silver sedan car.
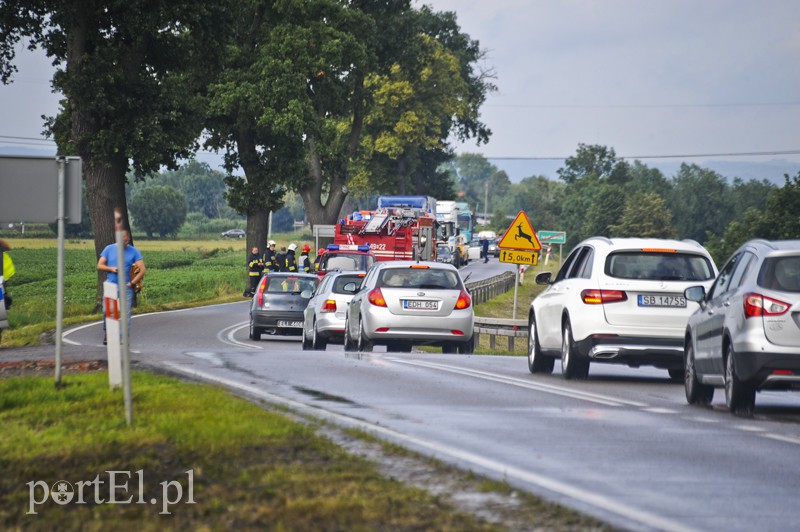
[302,271,365,351]
[344,261,474,353]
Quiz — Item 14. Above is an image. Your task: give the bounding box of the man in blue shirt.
[97,229,145,345]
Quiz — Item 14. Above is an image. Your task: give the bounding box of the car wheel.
[311,320,327,351]
[528,315,554,374]
[442,343,457,354]
[249,316,261,341]
[561,318,589,380]
[343,318,355,352]
[457,335,475,354]
[725,343,755,416]
[301,322,312,350]
[685,341,714,406]
[357,317,373,352]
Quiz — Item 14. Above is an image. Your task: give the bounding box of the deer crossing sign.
[497,211,541,252]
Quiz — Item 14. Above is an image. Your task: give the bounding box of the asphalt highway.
[9,257,800,531]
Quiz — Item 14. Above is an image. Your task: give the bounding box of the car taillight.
[744,293,790,318]
[454,289,472,310]
[367,287,387,307]
[257,277,268,306]
[581,289,627,305]
[322,299,337,312]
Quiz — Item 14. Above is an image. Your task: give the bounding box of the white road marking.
[732,424,766,432]
[162,363,694,532]
[761,433,800,446]
[642,407,680,414]
[218,322,261,350]
[388,358,649,408]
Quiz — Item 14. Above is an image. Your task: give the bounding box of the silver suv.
[684,239,800,415]
[528,237,717,380]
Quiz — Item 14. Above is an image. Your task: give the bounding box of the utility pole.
[483,180,489,226]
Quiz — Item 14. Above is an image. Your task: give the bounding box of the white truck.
[435,200,468,267]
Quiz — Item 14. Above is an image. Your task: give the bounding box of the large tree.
[0,0,232,302]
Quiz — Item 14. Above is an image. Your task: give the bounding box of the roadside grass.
[0,372,503,530]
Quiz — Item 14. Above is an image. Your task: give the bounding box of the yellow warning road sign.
[497,211,541,251]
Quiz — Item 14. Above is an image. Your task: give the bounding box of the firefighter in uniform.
[263,240,279,272]
[246,247,263,296]
[284,243,298,272]
[298,244,312,273]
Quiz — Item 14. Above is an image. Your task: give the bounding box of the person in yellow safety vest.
[246,247,263,296]
[263,240,279,272]
[314,248,324,271]
[284,243,298,272]
[299,244,312,273]
[0,237,15,310]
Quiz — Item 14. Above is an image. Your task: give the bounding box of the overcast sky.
[2,1,799,169]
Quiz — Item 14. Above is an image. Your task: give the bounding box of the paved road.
[7,259,800,531]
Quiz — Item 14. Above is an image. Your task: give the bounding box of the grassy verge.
[0,371,607,530]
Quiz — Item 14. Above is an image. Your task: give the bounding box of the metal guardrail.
[464,271,516,306]
[465,272,528,352]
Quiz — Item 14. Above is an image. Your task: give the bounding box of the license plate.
[277,320,304,328]
[403,299,438,310]
[638,294,686,307]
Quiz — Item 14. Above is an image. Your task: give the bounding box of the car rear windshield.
[758,256,800,292]
[266,277,317,293]
[332,275,363,294]
[378,268,461,289]
[605,252,715,281]
[322,253,374,271]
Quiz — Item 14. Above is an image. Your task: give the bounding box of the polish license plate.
[277,320,304,328]
[638,294,686,307]
[403,300,438,310]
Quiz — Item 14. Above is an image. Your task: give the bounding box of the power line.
[487,150,800,161]
[487,102,800,109]
[0,134,56,144]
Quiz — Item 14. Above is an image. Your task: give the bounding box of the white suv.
[528,237,717,380]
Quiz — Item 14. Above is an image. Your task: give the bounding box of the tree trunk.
[299,137,349,227]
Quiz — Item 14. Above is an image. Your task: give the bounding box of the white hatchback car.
[528,237,718,380]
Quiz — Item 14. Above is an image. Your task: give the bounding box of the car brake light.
[641,248,676,253]
[581,289,627,304]
[744,293,790,318]
[368,287,387,307]
[322,299,337,312]
[257,277,268,306]
[410,264,430,269]
[454,289,471,309]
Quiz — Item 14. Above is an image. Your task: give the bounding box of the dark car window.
[606,252,715,281]
[708,253,741,300]
[554,247,582,283]
[267,277,316,293]
[728,251,756,290]
[570,247,594,279]
[378,268,460,289]
[759,255,800,292]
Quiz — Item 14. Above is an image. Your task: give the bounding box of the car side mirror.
[684,286,706,303]
[343,282,358,293]
[535,271,553,285]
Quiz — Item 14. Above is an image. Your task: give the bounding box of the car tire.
[442,343,457,354]
[343,319,355,352]
[725,343,755,416]
[301,322,312,350]
[249,316,261,341]
[311,320,327,351]
[561,318,589,380]
[457,335,474,354]
[528,315,554,374]
[388,341,412,353]
[684,341,714,406]
[357,317,373,352]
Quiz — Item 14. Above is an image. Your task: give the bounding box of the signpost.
[497,211,541,319]
[537,230,567,269]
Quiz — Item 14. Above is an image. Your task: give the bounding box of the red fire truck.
[333,206,437,262]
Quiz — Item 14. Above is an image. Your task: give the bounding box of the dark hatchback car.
[249,272,319,339]
[220,228,245,238]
